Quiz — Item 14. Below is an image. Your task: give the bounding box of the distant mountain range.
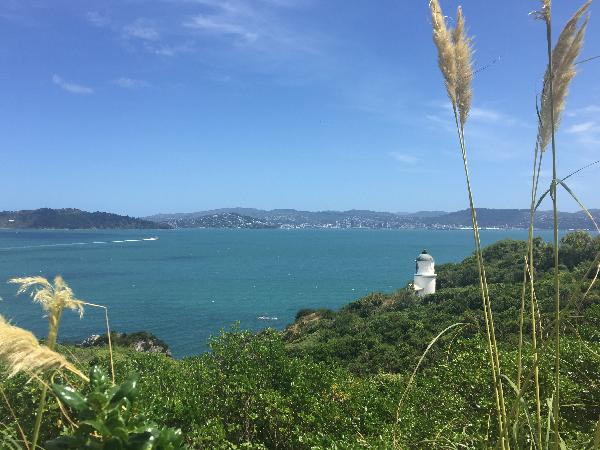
[0,208,169,229]
[1,207,597,230]
[145,207,600,230]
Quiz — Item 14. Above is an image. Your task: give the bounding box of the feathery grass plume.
[0,316,86,380]
[538,1,590,151]
[10,276,84,317]
[430,0,457,103]
[9,276,84,335]
[532,0,551,22]
[8,275,85,449]
[453,6,473,127]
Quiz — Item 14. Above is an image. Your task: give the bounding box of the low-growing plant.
[46,366,187,450]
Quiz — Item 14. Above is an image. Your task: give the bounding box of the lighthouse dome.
[416,250,433,261]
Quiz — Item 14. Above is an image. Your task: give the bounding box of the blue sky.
[0,0,598,216]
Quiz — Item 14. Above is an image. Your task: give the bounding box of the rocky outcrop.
[78,331,172,357]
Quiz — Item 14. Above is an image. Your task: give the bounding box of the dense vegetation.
[0,208,170,229]
[284,232,600,375]
[1,232,599,448]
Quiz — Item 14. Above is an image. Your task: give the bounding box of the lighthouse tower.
[414,249,436,296]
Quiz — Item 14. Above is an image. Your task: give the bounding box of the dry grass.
[429,0,457,104]
[538,1,590,151]
[453,7,473,127]
[0,315,86,380]
[9,276,85,320]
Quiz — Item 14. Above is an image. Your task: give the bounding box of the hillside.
[0,208,170,229]
[156,212,278,229]
[145,207,600,230]
[284,231,600,374]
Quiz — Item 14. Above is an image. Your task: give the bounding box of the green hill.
[284,232,600,374]
[0,208,171,229]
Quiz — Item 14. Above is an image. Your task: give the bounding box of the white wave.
[0,236,158,251]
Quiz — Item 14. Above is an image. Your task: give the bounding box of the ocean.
[0,228,556,357]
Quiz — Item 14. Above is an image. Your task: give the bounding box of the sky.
[0,0,599,217]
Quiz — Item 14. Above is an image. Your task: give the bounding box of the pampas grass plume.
[453,6,473,127]
[9,276,85,322]
[0,316,86,380]
[538,1,590,151]
[430,0,457,103]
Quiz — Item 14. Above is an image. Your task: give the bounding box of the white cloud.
[124,19,159,41]
[469,107,525,127]
[52,74,94,95]
[180,0,324,59]
[113,77,150,89]
[86,11,110,27]
[470,107,502,122]
[566,104,600,117]
[184,15,258,42]
[388,152,419,164]
[566,121,597,134]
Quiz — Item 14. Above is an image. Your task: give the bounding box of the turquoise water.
[0,228,555,357]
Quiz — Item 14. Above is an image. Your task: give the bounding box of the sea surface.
[0,228,556,357]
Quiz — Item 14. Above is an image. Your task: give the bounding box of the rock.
[77,331,172,357]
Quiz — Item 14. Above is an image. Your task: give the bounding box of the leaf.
[52,384,89,412]
[126,431,155,450]
[81,419,112,436]
[109,377,138,408]
[156,428,183,447]
[87,391,109,410]
[559,181,600,232]
[112,427,130,442]
[534,187,551,212]
[104,437,125,450]
[45,435,81,449]
[90,365,109,388]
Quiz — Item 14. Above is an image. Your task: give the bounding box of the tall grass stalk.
[428,1,509,446]
[9,276,85,450]
[519,125,545,448]
[536,2,591,445]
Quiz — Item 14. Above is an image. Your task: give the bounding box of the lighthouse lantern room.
[414,249,437,296]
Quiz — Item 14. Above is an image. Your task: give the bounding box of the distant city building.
[414,249,436,296]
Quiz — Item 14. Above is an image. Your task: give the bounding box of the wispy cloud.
[52,74,94,95]
[184,15,258,42]
[113,77,150,89]
[123,19,159,41]
[86,11,110,27]
[564,105,600,145]
[566,104,600,118]
[388,152,419,165]
[566,121,597,134]
[469,107,525,127]
[180,0,324,59]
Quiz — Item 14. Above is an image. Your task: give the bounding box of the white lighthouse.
[414,249,436,296]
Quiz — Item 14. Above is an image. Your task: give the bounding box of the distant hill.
[145,207,600,230]
[159,212,278,229]
[424,208,600,229]
[0,208,170,229]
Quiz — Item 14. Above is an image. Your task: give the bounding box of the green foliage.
[286,233,600,375]
[45,366,187,449]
